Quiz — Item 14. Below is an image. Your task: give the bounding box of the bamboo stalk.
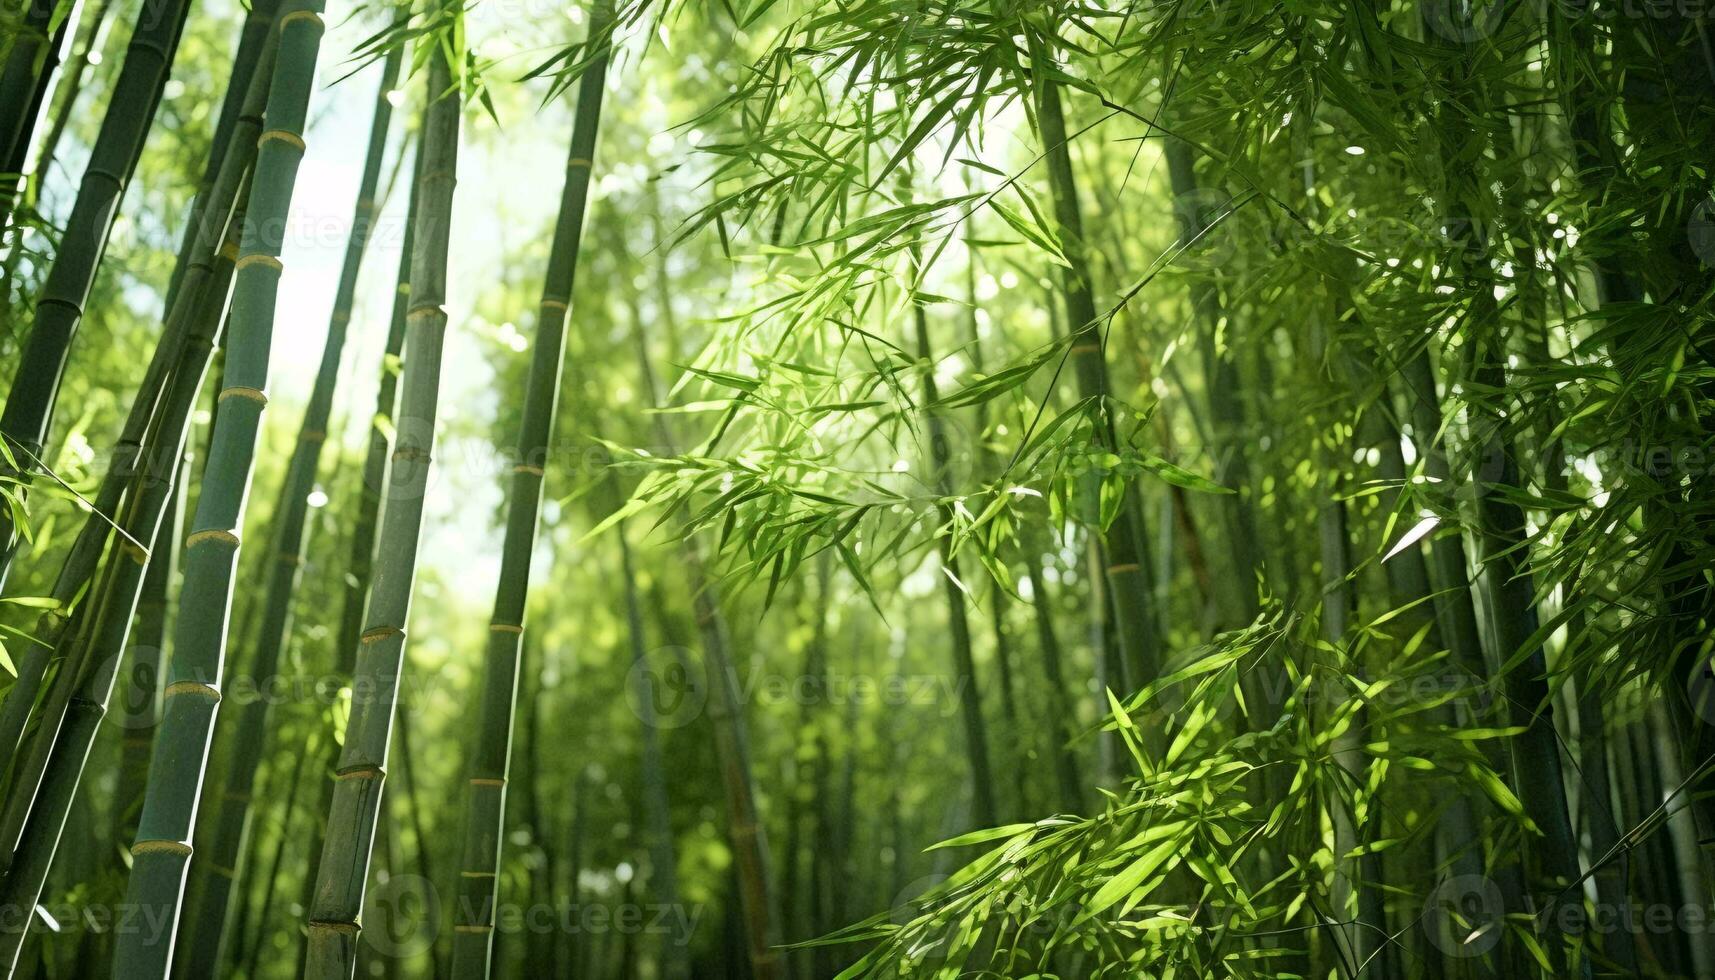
[1417,10,1589,968]
[183,41,401,968]
[159,0,280,320]
[235,724,318,977]
[114,463,185,847]
[907,245,997,828]
[28,0,116,197]
[1026,54,1160,698]
[0,0,68,224]
[0,0,278,774]
[0,180,244,978]
[449,6,612,974]
[1020,548,1082,810]
[618,525,689,980]
[0,84,271,883]
[0,0,193,587]
[1467,347,1586,965]
[293,128,420,980]
[304,28,461,977]
[1315,412,1388,978]
[633,224,787,980]
[113,3,329,972]
[516,639,555,975]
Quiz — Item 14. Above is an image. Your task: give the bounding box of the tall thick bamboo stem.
[0,14,276,861]
[635,231,786,980]
[304,31,460,978]
[1027,60,1159,695]
[1424,10,1586,973]
[0,0,67,222]
[0,189,243,978]
[1467,347,1584,967]
[160,0,279,321]
[0,0,192,587]
[294,138,419,980]
[1388,346,1541,979]
[511,634,547,974]
[1646,702,1715,977]
[29,0,116,195]
[184,42,400,968]
[113,4,327,973]
[449,8,610,974]
[1513,325,1640,972]
[0,0,273,606]
[1359,400,1506,975]
[0,6,275,785]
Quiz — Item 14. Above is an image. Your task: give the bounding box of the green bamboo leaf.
[990,200,1069,267]
[1467,762,1533,829]
[927,823,1038,850]
[1080,837,1179,919]
[1140,456,1233,494]
[0,596,58,609]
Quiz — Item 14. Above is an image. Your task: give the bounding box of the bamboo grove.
[0,0,1708,976]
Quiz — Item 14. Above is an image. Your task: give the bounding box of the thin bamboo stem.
[304,30,461,977]
[448,5,611,973]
